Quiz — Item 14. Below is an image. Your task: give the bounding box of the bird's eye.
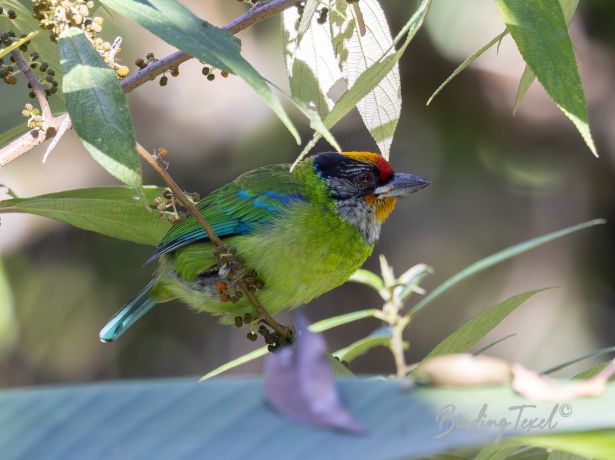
[355,171,375,186]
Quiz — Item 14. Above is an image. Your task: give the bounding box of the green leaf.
[542,346,615,375]
[59,28,141,188]
[0,123,29,148]
[293,0,431,166]
[0,0,64,99]
[575,361,613,380]
[427,31,507,106]
[329,0,401,158]
[521,431,615,460]
[283,2,341,119]
[100,0,299,144]
[348,269,385,292]
[0,30,38,60]
[1,378,614,458]
[0,186,169,245]
[200,308,380,380]
[513,0,580,113]
[474,442,522,460]
[496,0,596,156]
[408,219,605,316]
[424,290,546,360]
[472,333,517,356]
[333,327,392,363]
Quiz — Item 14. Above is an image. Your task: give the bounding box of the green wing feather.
[147,165,306,262]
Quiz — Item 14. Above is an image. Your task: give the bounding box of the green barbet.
[100,151,429,342]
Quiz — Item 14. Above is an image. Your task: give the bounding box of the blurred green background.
[0,0,613,386]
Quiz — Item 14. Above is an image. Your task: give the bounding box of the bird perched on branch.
[100,151,429,344]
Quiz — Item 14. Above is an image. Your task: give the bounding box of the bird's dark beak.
[374,173,430,197]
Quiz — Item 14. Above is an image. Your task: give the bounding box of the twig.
[122,0,301,92]
[135,143,291,339]
[0,0,302,167]
[12,50,53,122]
[0,50,70,167]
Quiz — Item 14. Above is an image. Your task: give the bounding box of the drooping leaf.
[100,0,299,143]
[264,313,365,433]
[513,0,580,113]
[424,290,547,360]
[333,327,392,363]
[0,186,169,245]
[200,308,380,380]
[2,378,614,458]
[59,28,141,188]
[408,219,605,316]
[427,31,507,106]
[474,442,522,460]
[329,0,401,158]
[496,0,596,156]
[283,2,342,119]
[293,0,432,167]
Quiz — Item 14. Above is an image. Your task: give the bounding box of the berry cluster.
[0,8,30,85]
[295,3,329,25]
[233,313,293,351]
[21,103,44,129]
[32,0,129,78]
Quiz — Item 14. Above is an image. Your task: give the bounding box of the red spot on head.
[342,151,394,182]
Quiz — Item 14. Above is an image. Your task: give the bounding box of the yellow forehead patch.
[342,151,383,164]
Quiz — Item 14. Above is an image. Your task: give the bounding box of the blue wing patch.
[145,189,305,263]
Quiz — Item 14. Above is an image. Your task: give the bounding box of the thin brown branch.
[135,143,291,339]
[121,0,301,93]
[0,0,301,167]
[12,50,53,122]
[0,113,68,167]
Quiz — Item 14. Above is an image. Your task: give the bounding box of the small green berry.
[207,73,215,81]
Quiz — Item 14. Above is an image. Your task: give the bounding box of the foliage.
[0,0,610,458]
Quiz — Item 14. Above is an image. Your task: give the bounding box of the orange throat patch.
[365,195,397,223]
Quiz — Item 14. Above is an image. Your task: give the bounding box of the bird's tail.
[99,279,158,343]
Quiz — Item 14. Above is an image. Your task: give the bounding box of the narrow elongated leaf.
[294,0,431,166]
[472,333,517,356]
[424,290,546,360]
[1,378,614,459]
[409,219,605,316]
[330,0,401,158]
[543,346,615,375]
[513,0,580,112]
[0,186,169,245]
[575,361,613,380]
[201,308,380,380]
[0,31,38,60]
[0,124,29,148]
[334,328,391,363]
[496,0,596,156]
[348,269,385,292]
[427,31,507,106]
[283,3,342,118]
[60,28,141,187]
[100,0,299,143]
